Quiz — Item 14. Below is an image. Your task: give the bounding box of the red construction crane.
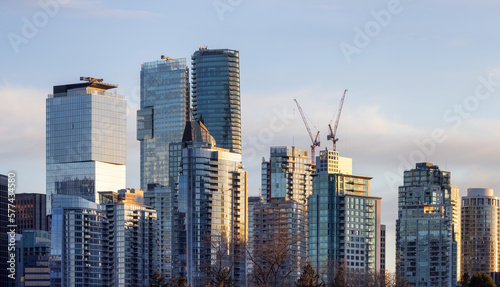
[294,99,320,165]
[327,89,347,151]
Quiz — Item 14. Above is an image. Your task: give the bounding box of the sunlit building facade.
[16,193,48,233]
[138,56,190,190]
[46,78,126,214]
[177,121,247,287]
[308,151,381,281]
[99,189,158,286]
[396,162,460,287]
[461,188,499,275]
[261,146,313,205]
[191,48,241,154]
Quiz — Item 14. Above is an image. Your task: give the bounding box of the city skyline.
[2,0,500,274]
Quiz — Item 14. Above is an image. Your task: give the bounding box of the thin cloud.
[63,0,164,19]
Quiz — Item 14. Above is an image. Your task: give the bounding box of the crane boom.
[294,99,320,165]
[327,89,347,151]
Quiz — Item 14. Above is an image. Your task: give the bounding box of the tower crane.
[327,89,347,151]
[294,99,320,165]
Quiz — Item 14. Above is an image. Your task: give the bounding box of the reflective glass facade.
[261,146,313,205]
[46,81,126,214]
[461,188,499,274]
[138,57,190,190]
[396,162,460,287]
[191,48,241,154]
[177,123,247,287]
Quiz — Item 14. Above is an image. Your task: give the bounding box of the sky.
[2,0,500,273]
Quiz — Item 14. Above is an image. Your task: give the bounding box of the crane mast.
[327,89,347,151]
[294,99,320,165]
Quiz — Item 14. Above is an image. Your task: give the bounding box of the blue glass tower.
[191,48,241,154]
[137,56,190,190]
[46,77,127,215]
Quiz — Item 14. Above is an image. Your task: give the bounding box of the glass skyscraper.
[138,56,190,190]
[308,150,381,282]
[177,120,247,287]
[191,48,241,154]
[46,78,126,214]
[396,162,460,287]
[461,188,499,275]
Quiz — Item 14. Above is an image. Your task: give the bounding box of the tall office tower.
[177,120,247,287]
[261,146,314,205]
[0,174,8,285]
[396,162,460,287]
[18,230,51,287]
[137,56,190,190]
[308,150,381,282]
[50,194,109,287]
[251,197,307,285]
[461,188,499,274]
[247,196,263,274]
[99,189,158,286]
[191,48,241,154]
[16,193,48,233]
[46,77,126,214]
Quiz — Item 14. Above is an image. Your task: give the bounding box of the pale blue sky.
[2,0,500,273]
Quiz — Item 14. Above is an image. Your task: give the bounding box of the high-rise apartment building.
[145,184,178,278]
[50,194,109,287]
[177,120,247,287]
[461,188,499,274]
[247,196,263,275]
[99,189,158,286]
[16,193,48,233]
[137,56,190,190]
[396,162,460,287]
[261,146,314,205]
[251,197,307,285]
[191,48,241,154]
[308,150,381,281]
[46,77,126,214]
[51,190,158,287]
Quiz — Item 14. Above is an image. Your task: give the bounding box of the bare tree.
[200,231,245,287]
[247,231,302,287]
